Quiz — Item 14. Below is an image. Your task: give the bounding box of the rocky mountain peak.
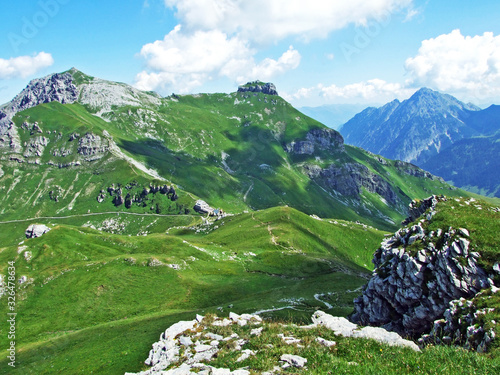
[0,71,79,151]
[340,87,485,165]
[4,72,78,115]
[405,87,480,114]
[237,81,278,96]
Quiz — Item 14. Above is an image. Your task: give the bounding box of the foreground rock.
[312,311,419,351]
[125,311,419,374]
[351,195,497,349]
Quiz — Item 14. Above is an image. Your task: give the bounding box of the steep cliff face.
[285,128,344,155]
[351,195,500,350]
[303,162,399,204]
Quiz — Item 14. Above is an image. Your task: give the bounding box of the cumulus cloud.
[0,52,54,79]
[321,79,414,100]
[136,0,412,93]
[165,0,412,43]
[135,25,301,92]
[405,29,500,102]
[288,79,416,104]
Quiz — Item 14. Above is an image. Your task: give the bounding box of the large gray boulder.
[25,224,51,238]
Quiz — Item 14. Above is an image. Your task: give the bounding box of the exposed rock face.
[237,81,278,96]
[351,196,493,338]
[402,195,441,225]
[394,160,443,182]
[25,224,51,238]
[76,74,162,119]
[23,136,49,158]
[303,162,399,204]
[1,73,77,123]
[0,72,78,152]
[77,133,109,161]
[420,291,498,352]
[285,128,344,155]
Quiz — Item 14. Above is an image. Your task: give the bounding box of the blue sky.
[1,0,500,108]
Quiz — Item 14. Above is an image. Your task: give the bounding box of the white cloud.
[135,25,301,92]
[137,0,413,94]
[405,29,500,102]
[0,52,54,79]
[165,0,412,43]
[287,79,417,105]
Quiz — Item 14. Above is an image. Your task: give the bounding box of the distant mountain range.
[338,88,500,197]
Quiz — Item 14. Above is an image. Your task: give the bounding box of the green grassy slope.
[0,70,477,231]
[0,206,385,374]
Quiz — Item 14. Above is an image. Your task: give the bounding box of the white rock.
[354,326,420,351]
[280,354,307,368]
[236,349,256,362]
[315,337,336,347]
[206,332,224,341]
[213,318,232,327]
[277,333,301,345]
[179,336,193,347]
[163,320,197,340]
[458,228,469,237]
[250,327,263,336]
[312,311,419,351]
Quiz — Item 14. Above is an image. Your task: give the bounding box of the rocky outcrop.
[351,196,494,338]
[1,73,77,133]
[127,312,262,375]
[394,160,443,182]
[237,81,278,96]
[285,128,345,155]
[0,72,78,152]
[420,290,498,352]
[193,199,225,216]
[77,133,109,161]
[402,195,441,225]
[23,136,49,158]
[304,162,399,204]
[125,311,419,375]
[312,311,419,351]
[101,183,178,209]
[25,224,51,238]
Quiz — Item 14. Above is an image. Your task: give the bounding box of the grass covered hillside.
[0,207,385,374]
[0,69,473,231]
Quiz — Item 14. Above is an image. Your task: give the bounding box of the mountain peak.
[408,87,480,112]
[237,81,278,96]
